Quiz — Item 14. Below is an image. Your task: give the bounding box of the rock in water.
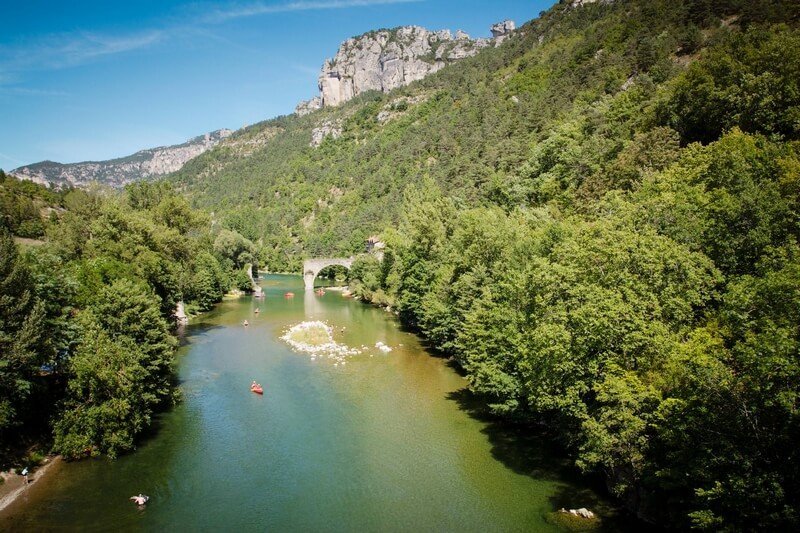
[562,507,596,519]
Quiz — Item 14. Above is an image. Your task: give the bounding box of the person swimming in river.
[254,307,260,314]
[243,320,249,327]
[130,494,149,506]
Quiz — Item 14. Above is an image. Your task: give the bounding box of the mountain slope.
[11,129,232,188]
[171,0,798,271]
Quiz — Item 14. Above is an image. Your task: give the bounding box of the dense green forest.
[169,0,800,529]
[0,170,64,239]
[0,173,254,461]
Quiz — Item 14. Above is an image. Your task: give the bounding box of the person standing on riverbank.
[20,468,28,484]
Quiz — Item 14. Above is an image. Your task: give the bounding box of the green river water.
[2,275,628,532]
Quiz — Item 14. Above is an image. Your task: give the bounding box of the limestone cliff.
[11,129,232,188]
[296,20,515,111]
[566,0,614,8]
[295,97,323,116]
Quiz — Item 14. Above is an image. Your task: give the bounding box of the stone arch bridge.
[303,257,354,290]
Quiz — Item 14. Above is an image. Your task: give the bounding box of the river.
[2,275,628,532]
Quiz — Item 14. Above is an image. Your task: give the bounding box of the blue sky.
[0,1,551,168]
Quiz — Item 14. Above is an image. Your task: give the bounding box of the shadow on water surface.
[393,319,459,364]
[176,321,225,347]
[447,388,574,482]
[447,387,640,532]
[444,357,468,377]
[141,320,226,445]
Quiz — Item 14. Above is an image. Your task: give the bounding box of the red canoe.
[251,386,263,395]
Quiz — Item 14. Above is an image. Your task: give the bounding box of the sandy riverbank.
[0,456,62,516]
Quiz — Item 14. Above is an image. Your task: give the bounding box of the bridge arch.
[303,257,354,290]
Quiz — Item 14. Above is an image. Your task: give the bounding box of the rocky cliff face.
[491,20,516,41]
[11,129,233,188]
[296,20,515,112]
[566,0,614,7]
[310,120,343,147]
[295,97,323,116]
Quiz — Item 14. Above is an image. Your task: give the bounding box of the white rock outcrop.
[491,20,516,38]
[310,120,343,147]
[375,94,428,124]
[295,96,323,116]
[567,0,614,7]
[175,301,189,326]
[301,21,515,110]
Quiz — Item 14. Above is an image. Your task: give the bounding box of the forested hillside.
[172,0,798,270]
[0,174,255,463]
[170,0,800,529]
